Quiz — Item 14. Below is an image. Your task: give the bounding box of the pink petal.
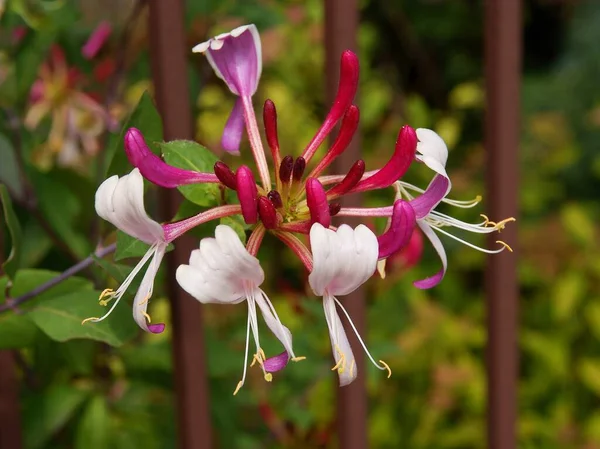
[377,200,416,259]
[221,98,244,154]
[413,221,447,289]
[263,351,289,373]
[148,323,166,334]
[125,128,218,188]
[326,159,365,199]
[409,175,450,219]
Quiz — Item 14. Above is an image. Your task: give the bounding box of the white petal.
[253,289,295,358]
[132,244,166,332]
[323,294,356,386]
[416,128,450,181]
[192,40,210,53]
[176,225,264,304]
[95,169,163,245]
[308,223,378,297]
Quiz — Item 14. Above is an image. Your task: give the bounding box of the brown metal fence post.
[325,1,368,448]
[485,1,521,449]
[0,351,22,449]
[148,2,213,448]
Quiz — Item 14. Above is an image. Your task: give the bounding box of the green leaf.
[0,184,23,279]
[0,134,24,200]
[115,230,173,262]
[27,290,137,346]
[0,309,37,349]
[75,396,110,449]
[106,91,163,177]
[23,383,89,449]
[161,140,221,207]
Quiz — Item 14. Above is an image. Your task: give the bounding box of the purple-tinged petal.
[236,166,258,224]
[301,50,359,163]
[306,178,331,228]
[413,221,447,289]
[193,25,261,97]
[263,351,289,373]
[125,128,218,188]
[82,21,112,60]
[377,200,416,259]
[352,125,417,193]
[221,98,244,154]
[409,175,450,219]
[148,323,166,334]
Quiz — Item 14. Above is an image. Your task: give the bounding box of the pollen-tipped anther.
[214,161,237,190]
[236,166,258,224]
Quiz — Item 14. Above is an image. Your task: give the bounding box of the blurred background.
[1,0,599,448]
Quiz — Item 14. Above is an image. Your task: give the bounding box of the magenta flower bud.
[257,196,278,229]
[328,203,341,216]
[236,166,258,224]
[279,155,294,183]
[306,178,331,228]
[377,200,416,259]
[326,159,365,199]
[263,99,280,156]
[192,25,261,97]
[352,125,417,193]
[267,190,283,209]
[302,50,360,163]
[214,161,237,190]
[292,156,306,182]
[310,105,360,178]
[82,21,112,60]
[125,128,219,188]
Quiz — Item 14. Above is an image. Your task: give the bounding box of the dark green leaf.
[0,184,23,279]
[23,383,89,449]
[106,91,163,177]
[28,290,137,346]
[75,396,110,449]
[0,310,38,349]
[115,230,172,262]
[161,140,221,207]
[0,134,24,200]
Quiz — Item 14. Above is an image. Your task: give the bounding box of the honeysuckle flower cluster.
[87,24,514,393]
[25,42,116,170]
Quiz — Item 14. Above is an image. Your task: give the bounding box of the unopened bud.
[279,155,294,183]
[292,157,306,182]
[329,203,341,216]
[263,100,279,152]
[214,161,237,190]
[267,190,283,209]
[257,196,279,229]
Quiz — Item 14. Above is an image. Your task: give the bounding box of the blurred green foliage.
[1,0,600,448]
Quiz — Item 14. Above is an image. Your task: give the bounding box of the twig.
[0,243,116,314]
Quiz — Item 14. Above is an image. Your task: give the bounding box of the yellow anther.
[349,359,356,378]
[233,380,243,396]
[379,360,392,378]
[264,373,273,382]
[81,317,99,325]
[475,195,483,202]
[142,312,152,323]
[480,214,497,227]
[138,295,151,306]
[258,348,267,361]
[98,289,116,306]
[331,345,346,372]
[251,352,265,368]
[377,259,387,279]
[494,217,516,231]
[496,240,513,252]
[291,356,306,362]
